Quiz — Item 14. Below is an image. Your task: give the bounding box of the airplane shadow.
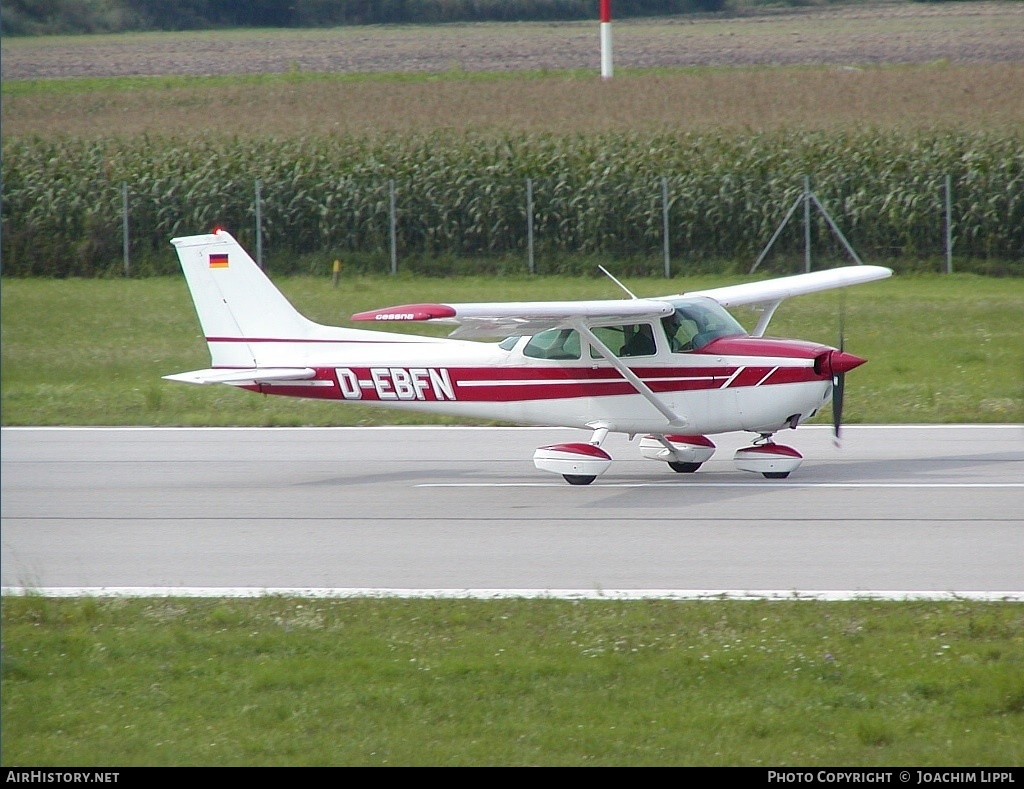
[294,450,1020,499]
[585,449,1022,510]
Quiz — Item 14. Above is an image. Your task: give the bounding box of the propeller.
[813,295,864,448]
[832,371,845,446]
[832,295,847,447]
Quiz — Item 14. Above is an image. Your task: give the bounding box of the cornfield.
[2,129,1022,276]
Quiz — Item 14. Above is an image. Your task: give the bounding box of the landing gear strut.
[640,434,717,475]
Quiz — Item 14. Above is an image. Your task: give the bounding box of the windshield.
[662,296,747,351]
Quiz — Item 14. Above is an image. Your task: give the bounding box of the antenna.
[598,265,637,299]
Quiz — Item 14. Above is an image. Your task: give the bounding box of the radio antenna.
[598,265,637,299]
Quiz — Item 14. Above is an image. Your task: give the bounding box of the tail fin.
[169,229,443,386]
[171,230,319,369]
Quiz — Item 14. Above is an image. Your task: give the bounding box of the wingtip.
[351,304,457,322]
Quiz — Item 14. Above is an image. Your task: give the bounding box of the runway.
[2,425,1022,600]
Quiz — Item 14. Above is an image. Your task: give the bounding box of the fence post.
[945,174,953,274]
[526,177,535,275]
[254,179,263,269]
[803,175,812,273]
[661,176,671,278]
[389,179,398,275]
[121,181,130,276]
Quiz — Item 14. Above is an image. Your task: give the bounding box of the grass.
[1,271,1022,427]
[2,595,1023,766]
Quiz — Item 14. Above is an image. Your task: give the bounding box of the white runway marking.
[417,482,1024,488]
[3,588,1022,602]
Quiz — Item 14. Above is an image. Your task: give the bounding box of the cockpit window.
[662,297,746,352]
[498,336,521,351]
[523,328,581,360]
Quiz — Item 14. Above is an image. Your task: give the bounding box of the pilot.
[662,314,687,352]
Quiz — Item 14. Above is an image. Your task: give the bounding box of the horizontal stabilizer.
[163,368,316,386]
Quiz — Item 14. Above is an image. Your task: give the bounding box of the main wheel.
[763,471,790,479]
[563,474,597,486]
[668,461,702,473]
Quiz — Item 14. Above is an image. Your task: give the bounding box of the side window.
[590,323,657,358]
[523,328,581,360]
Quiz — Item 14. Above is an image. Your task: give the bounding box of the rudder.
[171,230,317,368]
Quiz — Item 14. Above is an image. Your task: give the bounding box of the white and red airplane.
[166,230,891,485]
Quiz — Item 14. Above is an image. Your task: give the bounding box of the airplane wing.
[351,266,891,339]
[352,299,675,339]
[682,265,892,307]
[163,368,316,385]
[681,265,892,336]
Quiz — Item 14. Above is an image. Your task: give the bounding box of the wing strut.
[751,300,782,337]
[573,322,689,430]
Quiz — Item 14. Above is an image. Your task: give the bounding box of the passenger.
[620,324,656,357]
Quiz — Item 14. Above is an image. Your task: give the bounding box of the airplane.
[166,229,892,485]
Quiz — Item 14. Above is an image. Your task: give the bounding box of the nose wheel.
[563,474,597,486]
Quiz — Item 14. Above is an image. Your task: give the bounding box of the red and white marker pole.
[600,0,613,80]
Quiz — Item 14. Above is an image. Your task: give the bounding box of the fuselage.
[232,325,850,436]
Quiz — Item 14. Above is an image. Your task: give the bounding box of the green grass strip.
[3,596,1022,766]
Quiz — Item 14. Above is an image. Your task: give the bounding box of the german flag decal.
[209,253,229,269]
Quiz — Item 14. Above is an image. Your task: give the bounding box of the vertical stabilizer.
[171,230,318,368]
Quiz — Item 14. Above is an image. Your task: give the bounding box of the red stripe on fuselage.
[223,333,838,402]
[240,363,825,402]
[725,367,775,388]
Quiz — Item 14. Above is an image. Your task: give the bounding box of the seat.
[620,326,656,357]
